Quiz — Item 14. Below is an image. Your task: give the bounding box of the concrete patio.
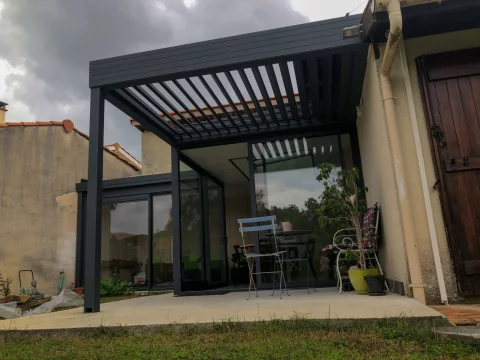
[0,288,443,331]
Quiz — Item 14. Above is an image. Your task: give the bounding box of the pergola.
[84,14,368,312]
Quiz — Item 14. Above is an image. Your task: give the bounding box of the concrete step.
[433,326,480,343]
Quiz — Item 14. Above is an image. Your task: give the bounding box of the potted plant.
[316,163,380,295]
[230,252,248,286]
[281,219,293,232]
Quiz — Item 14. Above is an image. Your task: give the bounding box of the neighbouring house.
[74,0,479,312]
[0,106,140,296]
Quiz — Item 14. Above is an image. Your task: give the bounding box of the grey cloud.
[0,0,307,159]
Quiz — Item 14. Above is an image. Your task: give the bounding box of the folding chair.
[238,216,288,299]
[279,238,317,294]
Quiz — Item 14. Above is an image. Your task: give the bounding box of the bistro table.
[265,230,317,281]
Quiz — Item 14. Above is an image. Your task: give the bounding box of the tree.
[316,163,368,269]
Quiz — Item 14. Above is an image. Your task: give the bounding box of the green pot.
[348,268,380,295]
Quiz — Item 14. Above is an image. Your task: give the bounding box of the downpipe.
[378,0,426,304]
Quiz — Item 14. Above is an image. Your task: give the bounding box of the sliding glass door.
[100,194,173,289]
[251,134,354,287]
[177,158,228,292]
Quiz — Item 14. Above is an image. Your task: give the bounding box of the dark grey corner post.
[84,87,105,313]
[171,146,182,295]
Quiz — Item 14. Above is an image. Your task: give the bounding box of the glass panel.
[180,161,204,291]
[207,180,227,285]
[101,200,149,287]
[253,135,353,285]
[152,195,173,287]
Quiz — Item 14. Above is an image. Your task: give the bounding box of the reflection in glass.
[208,181,226,285]
[253,135,352,284]
[152,195,173,287]
[101,201,149,286]
[180,161,204,290]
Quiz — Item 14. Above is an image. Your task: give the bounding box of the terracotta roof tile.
[0,119,141,171]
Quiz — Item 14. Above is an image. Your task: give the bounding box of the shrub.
[100,278,133,297]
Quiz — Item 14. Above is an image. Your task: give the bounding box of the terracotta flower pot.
[348,268,380,295]
[281,221,292,231]
[73,287,84,295]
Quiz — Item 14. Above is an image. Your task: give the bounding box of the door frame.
[415,49,480,294]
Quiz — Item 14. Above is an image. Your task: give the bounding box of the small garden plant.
[0,271,12,299]
[100,278,134,297]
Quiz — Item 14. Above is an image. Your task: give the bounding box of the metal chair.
[238,216,288,299]
[279,238,317,294]
[322,203,389,293]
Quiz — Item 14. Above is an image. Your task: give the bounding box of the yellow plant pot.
[348,268,380,295]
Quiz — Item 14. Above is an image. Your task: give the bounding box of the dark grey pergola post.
[171,147,182,295]
[84,87,105,313]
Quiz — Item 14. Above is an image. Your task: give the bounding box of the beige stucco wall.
[0,126,137,296]
[141,131,171,175]
[357,47,410,293]
[358,28,480,304]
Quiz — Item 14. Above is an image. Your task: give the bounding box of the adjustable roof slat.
[265,64,289,124]
[336,52,353,122]
[120,88,187,139]
[172,79,221,134]
[198,76,240,131]
[322,56,333,121]
[307,58,322,123]
[251,67,280,126]
[211,73,249,129]
[224,71,260,129]
[141,84,202,136]
[279,62,299,123]
[132,86,193,137]
[154,82,211,135]
[237,69,269,128]
[107,90,179,144]
[293,60,311,122]
[184,77,230,133]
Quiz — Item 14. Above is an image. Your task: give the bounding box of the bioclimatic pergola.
[84,14,368,312]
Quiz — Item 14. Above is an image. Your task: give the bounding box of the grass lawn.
[0,318,478,359]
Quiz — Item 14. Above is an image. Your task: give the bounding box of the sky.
[0,0,366,160]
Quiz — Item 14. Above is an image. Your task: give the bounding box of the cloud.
[0,0,308,159]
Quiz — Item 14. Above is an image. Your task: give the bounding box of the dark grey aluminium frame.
[84,14,368,312]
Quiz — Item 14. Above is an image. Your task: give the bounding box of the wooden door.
[418,48,480,296]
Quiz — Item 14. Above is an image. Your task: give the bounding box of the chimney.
[0,101,7,124]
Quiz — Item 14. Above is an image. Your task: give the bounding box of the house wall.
[357,47,410,294]
[0,126,137,296]
[402,28,480,303]
[358,28,480,304]
[141,131,171,175]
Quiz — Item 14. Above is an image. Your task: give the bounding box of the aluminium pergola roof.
[90,14,368,149]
